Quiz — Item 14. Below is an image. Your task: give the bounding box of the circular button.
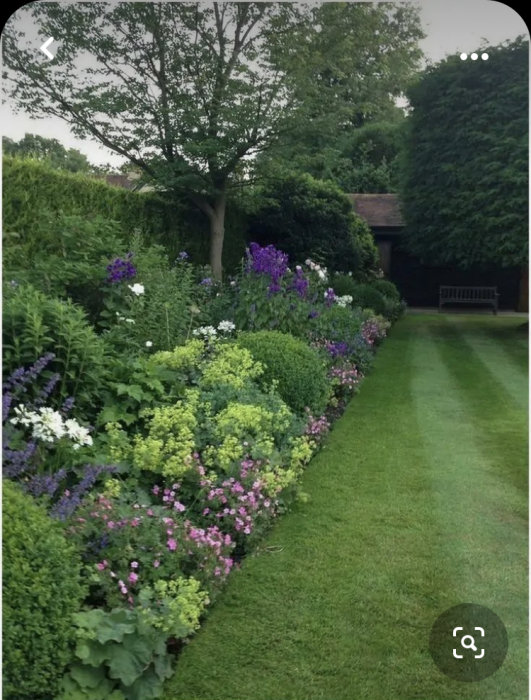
[429,603,508,682]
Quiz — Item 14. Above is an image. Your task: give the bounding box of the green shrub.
[349,283,388,316]
[3,284,107,418]
[3,480,85,700]
[236,331,331,414]
[371,279,401,302]
[331,273,359,297]
[248,173,379,275]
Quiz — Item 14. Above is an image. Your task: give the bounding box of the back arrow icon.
[40,37,55,60]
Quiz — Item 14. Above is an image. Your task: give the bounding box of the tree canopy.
[400,37,528,268]
[2,133,95,173]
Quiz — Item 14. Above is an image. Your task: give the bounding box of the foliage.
[371,279,401,302]
[348,284,388,316]
[248,173,379,274]
[99,235,200,353]
[3,133,95,172]
[57,607,174,700]
[3,480,85,700]
[68,489,235,607]
[400,37,528,268]
[258,2,423,184]
[4,211,125,320]
[3,284,107,419]
[262,118,406,194]
[3,3,313,278]
[237,331,331,415]
[331,273,359,298]
[97,354,185,428]
[2,156,181,252]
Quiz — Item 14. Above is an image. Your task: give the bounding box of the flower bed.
[3,240,401,700]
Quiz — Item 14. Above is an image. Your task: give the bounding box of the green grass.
[163,314,528,700]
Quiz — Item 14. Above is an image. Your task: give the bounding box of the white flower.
[348,271,353,277]
[230,280,236,287]
[335,295,353,308]
[10,404,34,428]
[217,320,236,333]
[117,315,126,321]
[192,325,217,338]
[317,269,327,281]
[39,407,66,438]
[145,341,153,347]
[125,318,135,324]
[64,418,92,448]
[128,283,145,295]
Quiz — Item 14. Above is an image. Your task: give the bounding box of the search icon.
[461,635,477,652]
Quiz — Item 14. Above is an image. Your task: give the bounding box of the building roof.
[348,193,404,228]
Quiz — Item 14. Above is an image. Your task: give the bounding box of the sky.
[1,0,528,167]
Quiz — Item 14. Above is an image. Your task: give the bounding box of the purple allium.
[106,256,137,284]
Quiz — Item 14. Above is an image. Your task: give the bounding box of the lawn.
[163,313,528,700]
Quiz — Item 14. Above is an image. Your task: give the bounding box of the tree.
[2,133,93,172]
[258,3,423,191]
[4,2,312,279]
[400,38,528,269]
[4,2,424,278]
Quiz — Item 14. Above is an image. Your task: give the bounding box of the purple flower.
[51,464,116,520]
[324,288,336,307]
[106,256,137,284]
[200,277,213,286]
[291,267,309,298]
[246,243,289,285]
[178,251,189,260]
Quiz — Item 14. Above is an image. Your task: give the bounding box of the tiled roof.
[348,193,404,228]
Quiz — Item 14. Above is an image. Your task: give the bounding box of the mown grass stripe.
[444,316,528,410]
[427,316,528,494]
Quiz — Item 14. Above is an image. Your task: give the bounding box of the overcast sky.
[1,0,527,166]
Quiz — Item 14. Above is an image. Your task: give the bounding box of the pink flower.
[174,501,186,512]
[130,561,139,569]
[146,509,154,516]
[167,538,177,551]
[128,572,138,584]
[107,520,115,529]
[96,560,108,571]
[153,559,160,568]
[152,485,160,495]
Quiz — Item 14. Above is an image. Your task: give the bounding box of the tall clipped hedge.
[3,156,247,271]
[3,155,180,247]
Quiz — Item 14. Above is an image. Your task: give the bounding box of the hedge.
[2,156,247,271]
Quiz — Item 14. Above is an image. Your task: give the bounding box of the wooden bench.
[439,286,499,314]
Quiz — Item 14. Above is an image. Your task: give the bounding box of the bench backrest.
[439,286,497,300]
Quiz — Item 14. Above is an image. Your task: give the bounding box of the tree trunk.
[517,264,528,312]
[208,189,227,281]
